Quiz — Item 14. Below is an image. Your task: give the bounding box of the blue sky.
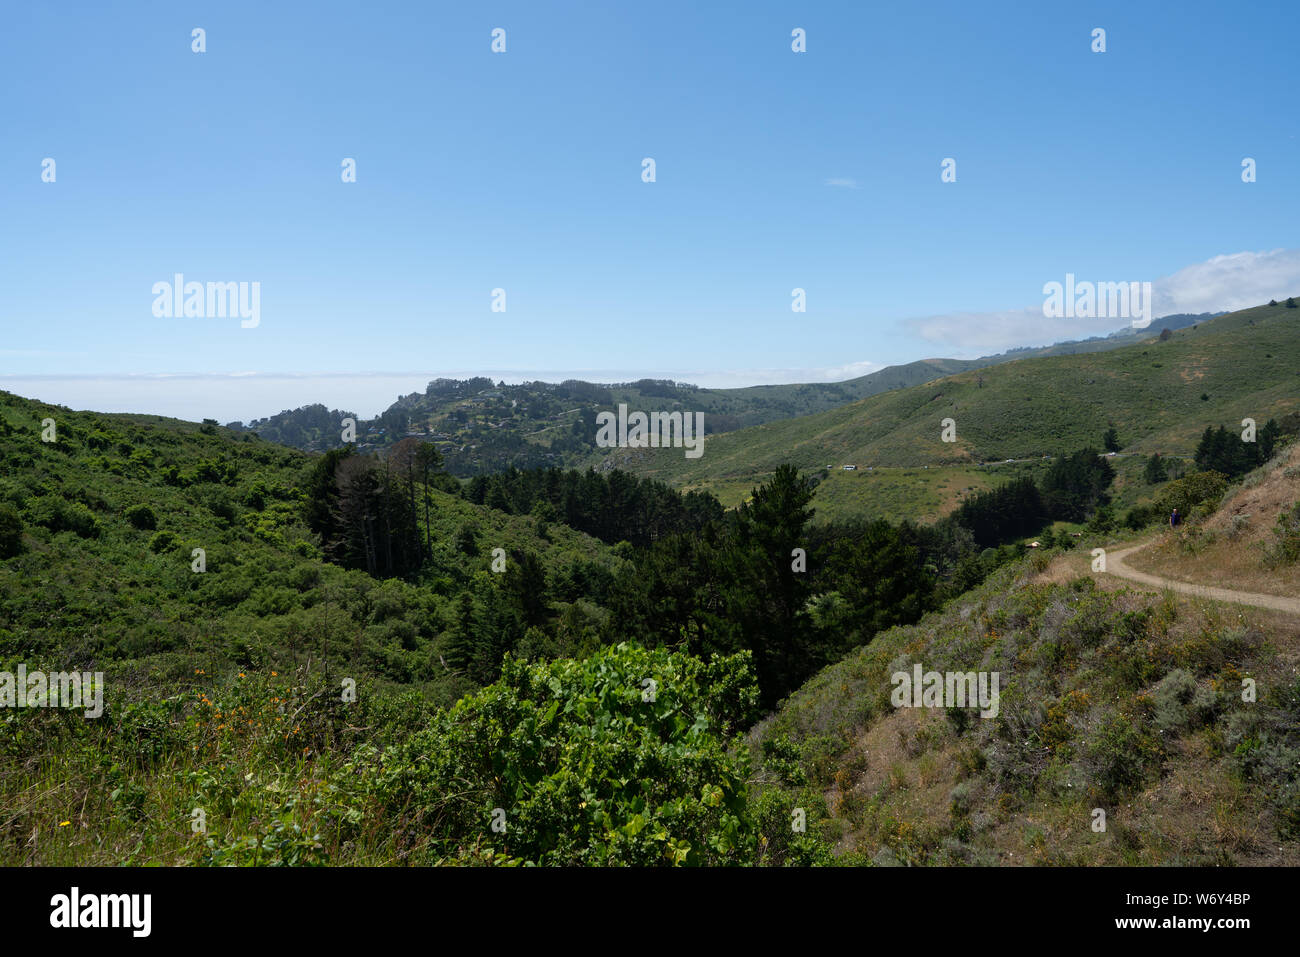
[2,0,1298,420]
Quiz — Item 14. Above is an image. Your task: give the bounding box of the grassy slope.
[749,446,1300,865]
[749,560,1300,865]
[601,303,1299,522]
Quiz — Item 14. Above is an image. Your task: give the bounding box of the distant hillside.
[601,303,1298,517]
[228,314,1220,477]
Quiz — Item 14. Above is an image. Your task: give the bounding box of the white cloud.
[903,248,1300,355]
[824,177,859,189]
[1150,248,1300,315]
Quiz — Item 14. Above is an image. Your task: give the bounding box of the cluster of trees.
[425,377,497,398]
[303,438,444,578]
[228,403,356,450]
[1194,420,1281,479]
[464,467,723,547]
[606,466,1006,707]
[1123,419,1294,529]
[950,477,1047,549]
[1040,449,1117,521]
[1144,452,1168,484]
[949,449,1116,548]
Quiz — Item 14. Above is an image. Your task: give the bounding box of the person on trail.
[1170,508,1180,529]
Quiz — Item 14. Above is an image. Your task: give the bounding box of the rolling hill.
[228,314,1220,477]
[600,302,1299,521]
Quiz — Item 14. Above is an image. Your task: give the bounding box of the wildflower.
[59,820,70,827]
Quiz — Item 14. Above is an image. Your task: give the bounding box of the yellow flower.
[59,820,70,827]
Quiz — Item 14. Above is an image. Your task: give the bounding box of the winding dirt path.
[1106,541,1300,615]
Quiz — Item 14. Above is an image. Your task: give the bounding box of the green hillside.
[3,326,1295,866]
[0,391,621,708]
[602,303,1299,520]
[230,314,1217,477]
[0,390,1000,864]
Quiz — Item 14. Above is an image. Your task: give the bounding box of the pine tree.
[1144,452,1168,484]
[444,592,478,674]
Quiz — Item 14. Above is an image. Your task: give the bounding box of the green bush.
[148,530,178,553]
[0,504,22,558]
[1266,502,1300,566]
[124,503,157,530]
[1081,712,1164,802]
[1152,669,1217,733]
[29,497,99,538]
[1153,471,1230,518]
[370,642,761,865]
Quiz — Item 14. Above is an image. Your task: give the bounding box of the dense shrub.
[1266,502,1300,566]
[148,530,178,553]
[369,642,761,865]
[124,503,157,530]
[0,504,22,557]
[1154,471,1230,518]
[29,497,99,538]
[1151,669,1217,732]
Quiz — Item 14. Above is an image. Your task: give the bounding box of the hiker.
[1170,508,1181,529]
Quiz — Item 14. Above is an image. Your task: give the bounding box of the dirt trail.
[1107,541,1300,615]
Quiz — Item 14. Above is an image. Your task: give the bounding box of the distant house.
[842,465,857,471]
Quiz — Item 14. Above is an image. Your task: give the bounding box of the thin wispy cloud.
[824,177,859,189]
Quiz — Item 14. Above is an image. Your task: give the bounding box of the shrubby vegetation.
[749,567,1298,864]
[3,379,1296,867]
[1266,501,1300,567]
